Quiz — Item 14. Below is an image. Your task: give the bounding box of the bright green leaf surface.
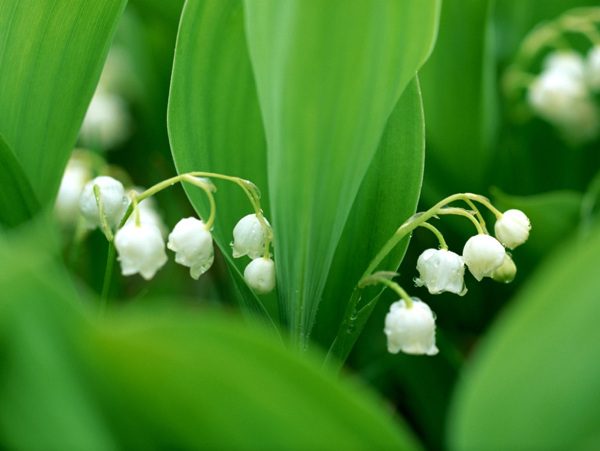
[168,0,277,331]
[0,0,127,205]
[244,0,440,347]
[314,78,425,355]
[447,220,600,450]
[418,0,496,200]
[0,134,40,228]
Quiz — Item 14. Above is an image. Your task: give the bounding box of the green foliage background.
[1,0,600,449]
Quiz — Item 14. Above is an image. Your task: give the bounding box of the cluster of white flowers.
[231,214,276,295]
[385,208,531,356]
[64,170,276,293]
[527,48,600,143]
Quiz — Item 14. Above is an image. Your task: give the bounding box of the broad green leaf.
[168,0,278,331]
[0,220,421,450]
[89,311,422,450]
[314,78,425,357]
[244,0,440,348]
[0,134,40,228]
[0,0,127,206]
[447,220,600,450]
[418,0,496,200]
[0,218,115,450]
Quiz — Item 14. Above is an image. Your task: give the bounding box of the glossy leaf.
[244,0,440,347]
[168,0,277,330]
[0,134,40,228]
[314,77,425,355]
[448,220,600,450]
[0,0,127,205]
[418,0,496,200]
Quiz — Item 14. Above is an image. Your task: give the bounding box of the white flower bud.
[384,298,438,356]
[463,235,506,282]
[494,209,531,249]
[167,217,214,280]
[54,158,92,226]
[415,248,466,295]
[527,68,589,125]
[244,257,276,294]
[543,51,585,79]
[114,222,167,280]
[586,46,600,91]
[232,214,271,259]
[79,91,130,150]
[79,176,128,229]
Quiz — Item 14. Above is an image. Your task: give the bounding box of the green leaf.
[314,77,425,356]
[418,0,496,200]
[168,0,278,331]
[0,218,115,450]
[89,311,422,450]
[0,219,421,450]
[0,0,127,206]
[0,134,40,228]
[244,0,440,348]
[447,220,600,450]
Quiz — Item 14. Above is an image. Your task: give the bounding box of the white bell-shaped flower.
[463,234,506,282]
[494,209,531,249]
[55,157,92,226]
[79,91,131,150]
[586,46,600,91]
[244,257,276,294]
[167,217,214,280]
[79,176,128,229]
[543,51,586,79]
[527,68,589,125]
[384,298,438,356]
[415,248,466,295]
[114,222,167,280]
[232,214,271,259]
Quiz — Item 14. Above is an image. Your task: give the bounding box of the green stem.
[419,222,447,250]
[100,240,116,317]
[361,193,493,279]
[436,207,484,234]
[360,275,413,307]
[181,175,217,230]
[116,172,270,246]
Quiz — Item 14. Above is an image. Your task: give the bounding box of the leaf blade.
[0,0,127,205]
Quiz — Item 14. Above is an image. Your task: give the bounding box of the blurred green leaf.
[447,219,600,450]
[89,311,422,450]
[0,218,115,450]
[0,0,127,205]
[244,0,440,348]
[314,77,425,357]
[418,0,496,200]
[0,134,40,228]
[168,0,278,331]
[0,219,421,450]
